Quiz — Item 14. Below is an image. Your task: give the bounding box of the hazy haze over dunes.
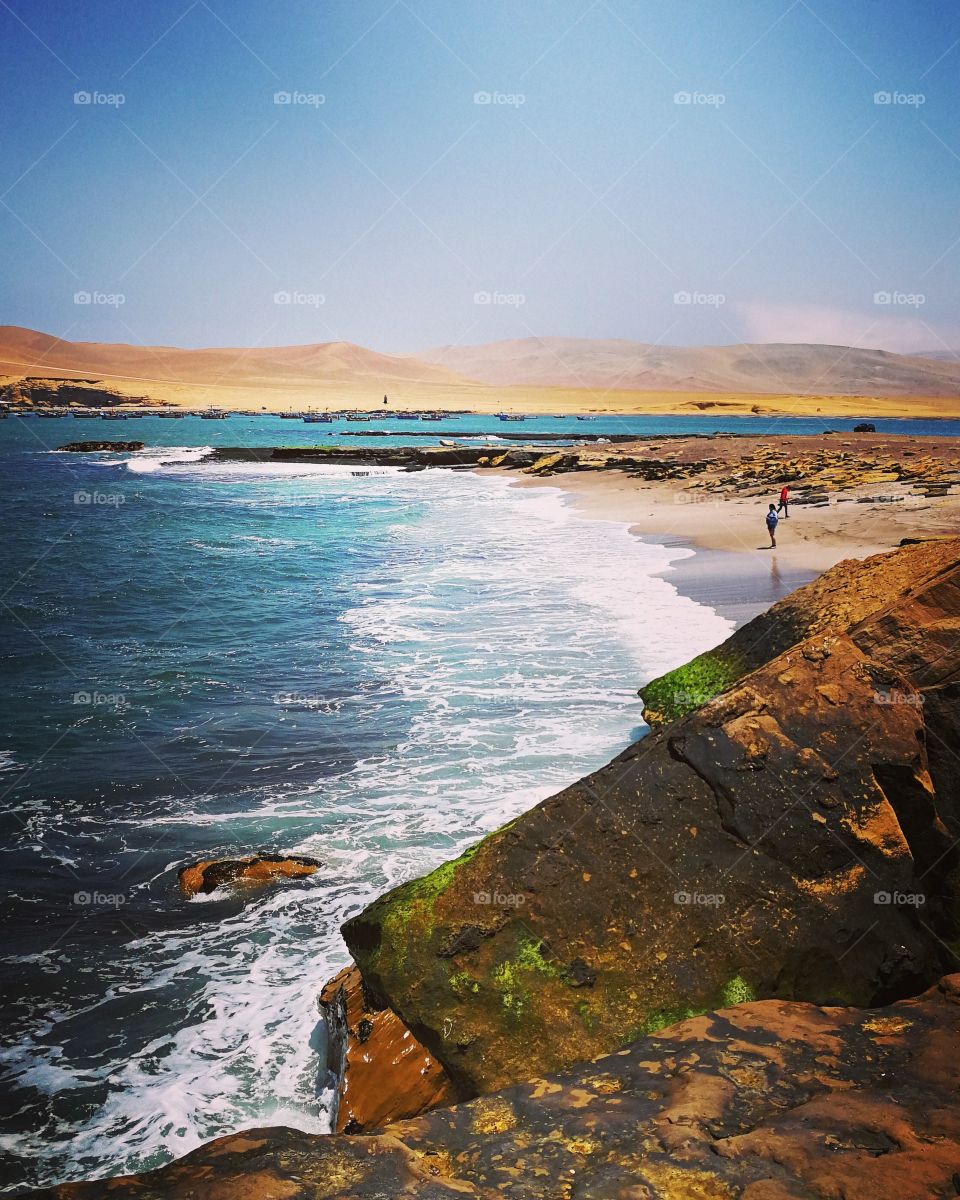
[416,337,960,396]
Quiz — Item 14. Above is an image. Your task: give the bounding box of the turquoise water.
[0,420,745,1192]
[6,407,960,449]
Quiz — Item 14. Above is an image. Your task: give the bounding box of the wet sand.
[511,433,960,623]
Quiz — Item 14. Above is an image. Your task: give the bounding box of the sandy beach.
[511,432,960,612]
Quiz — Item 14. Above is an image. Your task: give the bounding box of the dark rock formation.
[320,965,455,1133]
[177,854,321,897]
[31,974,960,1199]
[854,421,877,432]
[58,440,145,452]
[340,539,960,1100]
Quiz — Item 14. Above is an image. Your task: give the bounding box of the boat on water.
[158,411,185,418]
[72,411,100,418]
[497,413,525,422]
[345,414,369,422]
[279,412,303,419]
[576,415,596,421]
[38,411,65,418]
[421,413,444,421]
[395,411,419,420]
[200,410,228,420]
[101,411,127,420]
[303,413,333,423]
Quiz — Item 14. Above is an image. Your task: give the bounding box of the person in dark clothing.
[777,485,789,517]
[766,503,779,547]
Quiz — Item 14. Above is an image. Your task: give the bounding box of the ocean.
[0,410,954,1192]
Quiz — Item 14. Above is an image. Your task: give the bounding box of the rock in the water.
[320,964,456,1132]
[177,854,321,897]
[340,540,960,1099]
[30,974,960,1199]
[854,421,877,432]
[58,441,145,452]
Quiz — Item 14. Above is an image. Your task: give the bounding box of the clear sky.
[1,0,957,353]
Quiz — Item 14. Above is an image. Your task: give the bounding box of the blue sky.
[1,0,957,352]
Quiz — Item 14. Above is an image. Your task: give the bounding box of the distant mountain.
[910,349,960,363]
[3,326,959,398]
[0,326,468,389]
[417,337,960,396]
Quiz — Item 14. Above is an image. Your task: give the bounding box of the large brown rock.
[30,975,960,1199]
[342,540,960,1098]
[320,965,455,1133]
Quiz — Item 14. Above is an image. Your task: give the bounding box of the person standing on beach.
[778,484,789,517]
[766,503,779,548]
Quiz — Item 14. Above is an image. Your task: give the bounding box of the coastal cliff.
[341,538,960,1102]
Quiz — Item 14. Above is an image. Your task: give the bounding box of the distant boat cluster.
[0,406,600,423]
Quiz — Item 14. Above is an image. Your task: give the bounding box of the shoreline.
[511,473,822,635]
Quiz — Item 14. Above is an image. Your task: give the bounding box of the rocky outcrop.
[319,965,455,1132]
[177,854,321,897]
[1,377,154,408]
[340,540,960,1101]
[31,974,960,1199]
[640,538,960,723]
[58,440,145,452]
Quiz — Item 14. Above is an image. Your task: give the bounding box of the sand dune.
[0,326,467,389]
[418,337,960,397]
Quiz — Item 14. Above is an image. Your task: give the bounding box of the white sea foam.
[123,446,213,474]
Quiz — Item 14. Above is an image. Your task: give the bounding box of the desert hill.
[417,336,960,396]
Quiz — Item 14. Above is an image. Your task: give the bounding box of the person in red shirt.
[777,485,789,518]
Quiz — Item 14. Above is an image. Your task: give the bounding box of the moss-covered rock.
[639,538,960,725]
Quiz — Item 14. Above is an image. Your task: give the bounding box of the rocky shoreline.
[34,974,960,1199]
[27,534,960,1198]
